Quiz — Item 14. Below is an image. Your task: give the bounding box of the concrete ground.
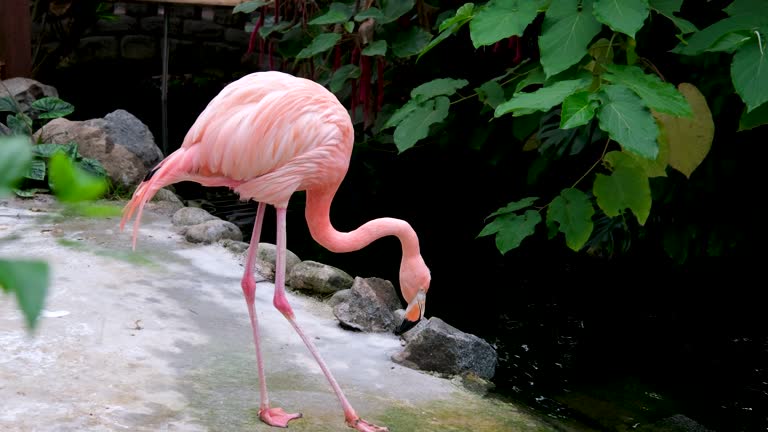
[0,195,555,432]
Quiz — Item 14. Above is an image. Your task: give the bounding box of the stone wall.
[32,1,259,71]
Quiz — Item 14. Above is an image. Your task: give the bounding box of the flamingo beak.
[395,288,426,335]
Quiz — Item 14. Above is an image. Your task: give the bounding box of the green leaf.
[603,64,692,116]
[258,20,294,38]
[593,0,650,38]
[649,0,697,34]
[233,0,269,14]
[392,27,433,57]
[724,0,768,17]
[30,97,74,119]
[0,259,49,329]
[78,157,108,178]
[384,100,420,128]
[538,0,602,78]
[393,97,451,152]
[487,196,539,218]
[418,3,475,60]
[547,188,595,251]
[25,159,46,180]
[362,40,388,56]
[597,85,660,159]
[478,210,542,253]
[344,20,355,33]
[309,3,354,25]
[560,91,597,129]
[0,135,33,196]
[0,96,18,113]
[593,153,651,225]
[477,80,506,108]
[7,112,32,135]
[31,143,66,158]
[381,0,415,23]
[739,101,768,131]
[354,7,386,22]
[295,33,342,59]
[48,153,107,203]
[671,14,768,55]
[469,0,542,48]
[495,78,591,117]
[411,78,469,101]
[652,83,714,178]
[515,67,546,93]
[627,129,669,177]
[731,35,768,112]
[330,64,361,93]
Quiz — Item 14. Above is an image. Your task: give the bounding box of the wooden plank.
[0,0,32,78]
[126,0,248,6]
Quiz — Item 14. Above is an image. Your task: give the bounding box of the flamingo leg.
[272,207,389,432]
[242,202,302,428]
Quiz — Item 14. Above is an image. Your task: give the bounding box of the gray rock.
[256,242,301,274]
[184,220,243,244]
[219,239,249,254]
[101,110,163,168]
[638,414,714,432]
[151,188,183,205]
[0,77,59,113]
[332,277,402,332]
[392,317,498,380]
[172,207,217,226]
[287,260,353,295]
[327,289,353,307]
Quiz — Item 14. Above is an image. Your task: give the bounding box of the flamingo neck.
[304,187,421,258]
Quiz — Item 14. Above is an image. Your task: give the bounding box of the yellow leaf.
[652,83,714,178]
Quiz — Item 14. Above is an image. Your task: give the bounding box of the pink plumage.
[120,71,430,431]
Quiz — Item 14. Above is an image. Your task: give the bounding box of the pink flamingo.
[120,71,431,431]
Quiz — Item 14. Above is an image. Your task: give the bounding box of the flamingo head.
[396,253,431,335]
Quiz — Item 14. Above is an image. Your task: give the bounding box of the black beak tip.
[395,318,420,336]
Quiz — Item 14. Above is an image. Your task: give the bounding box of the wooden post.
[0,0,33,79]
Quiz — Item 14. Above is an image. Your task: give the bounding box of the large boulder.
[33,110,163,188]
[331,277,402,332]
[0,77,59,113]
[392,317,498,380]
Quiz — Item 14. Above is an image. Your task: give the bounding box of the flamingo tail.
[120,147,192,250]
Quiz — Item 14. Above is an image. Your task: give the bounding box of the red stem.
[376,57,384,113]
[333,45,341,72]
[246,10,266,56]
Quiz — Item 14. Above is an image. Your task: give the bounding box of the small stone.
[287,260,353,295]
[184,220,243,244]
[172,207,217,226]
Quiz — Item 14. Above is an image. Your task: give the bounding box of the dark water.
[45,61,768,432]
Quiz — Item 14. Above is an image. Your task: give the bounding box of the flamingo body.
[120,71,430,431]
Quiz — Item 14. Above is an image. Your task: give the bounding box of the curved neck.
[305,187,421,258]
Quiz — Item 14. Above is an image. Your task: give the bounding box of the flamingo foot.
[259,407,302,428]
[347,417,389,432]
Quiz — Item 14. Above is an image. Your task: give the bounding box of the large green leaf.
[538,0,602,78]
[603,64,692,116]
[393,97,451,152]
[671,14,768,55]
[547,188,595,251]
[48,153,107,203]
[652,83,714,178]
[486,196,539,218]
[724,0,768,17]
[495,78,591,117]
[381,0,415,23]
[31,143,67,158]
[384,100,420,129]
[309,3,354,25]
[30,97,74,119]
[362,40,388,56]
[7,112,32,135]
[593,152,651,225]
[0,259,49,329]
[25,159,47,181]
[418,3,475,60]
[295,33,341,59]
[330,64,361,93]
[0,135,33,196]
[392,27,433,57]
[560,91,598,129]
[476,80,506,109]
[355,8,386,21]
[478,209,542,253]
[411,78,469,101]
[739,101,768,131]
[0,96,18,113]
[593,0,650,38]
[232,0,269,14]
[469,0,542,48]
[649,0,697,34]
[597,85,660,159]
[731,34,768,112]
